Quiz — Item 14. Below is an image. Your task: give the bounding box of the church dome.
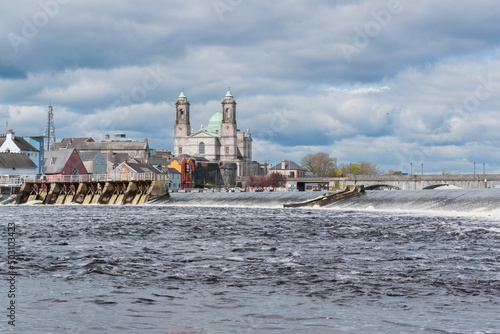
[204,111,222,135]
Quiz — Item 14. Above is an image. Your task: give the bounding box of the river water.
[1,189,500,333]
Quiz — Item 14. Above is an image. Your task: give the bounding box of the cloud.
[0,0,499,173]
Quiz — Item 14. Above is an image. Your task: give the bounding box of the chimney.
[281,159,286,170]
[105,133,110,140]
[6,130,14,141]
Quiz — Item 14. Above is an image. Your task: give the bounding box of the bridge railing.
[1,173,159,184]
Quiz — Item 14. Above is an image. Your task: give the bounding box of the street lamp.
[421,164,423,175]
[483,163,485,175]
[474,162,476,175]
[410,163,413,176]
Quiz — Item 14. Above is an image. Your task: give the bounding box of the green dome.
[204,111,222,135]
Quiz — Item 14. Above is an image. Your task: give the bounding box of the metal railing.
[0,172,165,185]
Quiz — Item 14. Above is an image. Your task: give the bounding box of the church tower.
[174,89,190,155]
[220,87,237,160]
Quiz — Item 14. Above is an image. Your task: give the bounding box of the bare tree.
[301,152,336,177]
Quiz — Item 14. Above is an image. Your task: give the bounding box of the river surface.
[1,189,500,333]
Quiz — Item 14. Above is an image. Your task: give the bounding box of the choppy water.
[1,190,500,333]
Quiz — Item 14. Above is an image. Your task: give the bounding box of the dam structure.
[14,172,168,205]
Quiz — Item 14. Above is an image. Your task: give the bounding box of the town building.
[23,136,45,174]
[269,159,307,178]
[0,130,42,174]
[109,162,161,180]
[43,148,88,180]
[50,137,95,150]
[0,152,37,177]
[79,151,107,175]
[168,157,194,189]
[166,167,181,190]
[74,135,149,162]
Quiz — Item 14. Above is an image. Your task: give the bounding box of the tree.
[244,174,257,188]
[327,168,342,177]
[301,152,336,177]
[268,172,287,188]
[340,161,381,175]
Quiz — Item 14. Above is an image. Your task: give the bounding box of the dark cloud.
[0,0,499,173]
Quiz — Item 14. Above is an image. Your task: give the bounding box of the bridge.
[286,174,500,191]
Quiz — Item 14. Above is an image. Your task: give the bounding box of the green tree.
[327,168,342,177]
[340,162,380,175]
[301,152,336,177]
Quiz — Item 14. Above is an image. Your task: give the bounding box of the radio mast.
[44,104,56,151]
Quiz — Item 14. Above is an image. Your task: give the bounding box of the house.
[0,130,41,174]
[75,134,149,162]
[23,136,45,174]
[149,157,169,173]
[0,152,37,177]
[102,152,129,174]
[109,162,161,180]
[79,151,107,175]
[50,137,95,150]
[43,148,88,180]
[269,159,307,178]
[166,167,181,190]
[168,157,194,188]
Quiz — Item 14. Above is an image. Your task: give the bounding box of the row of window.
[178,143,230,155]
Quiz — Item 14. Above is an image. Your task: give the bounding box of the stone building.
[173,88,266,185]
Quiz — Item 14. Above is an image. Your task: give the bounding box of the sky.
[1,0,500,174]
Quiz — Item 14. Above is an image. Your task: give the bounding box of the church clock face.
[179,126,183,130]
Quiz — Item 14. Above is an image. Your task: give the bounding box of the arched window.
[180,109,184,119]
[226,108,230,119]
[199,142,205,154]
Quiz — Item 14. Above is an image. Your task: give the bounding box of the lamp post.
[474,162,476,175]
[421,164,423,175]
[410,163,413,176]
[483,163,485,175]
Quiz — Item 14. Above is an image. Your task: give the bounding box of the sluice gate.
[16,174,168,205]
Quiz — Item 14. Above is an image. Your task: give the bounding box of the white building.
[0,152,37,177]
[0,130,41,174]
[173,88,259,178]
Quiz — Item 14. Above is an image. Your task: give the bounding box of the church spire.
[225,86,233,97]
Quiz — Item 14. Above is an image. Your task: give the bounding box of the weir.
[15,173,168,205]
[283,185,365,208]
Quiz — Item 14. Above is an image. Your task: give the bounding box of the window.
[180,109,184,119]
[72,167,79,175]
[179,147,182,154]
[199,142,205,154]
[185,163,190,172]
[50,157,57,165]
[226,108,230,119]
[225,146,229,154]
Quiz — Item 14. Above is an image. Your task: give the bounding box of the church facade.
[173,89,265,184]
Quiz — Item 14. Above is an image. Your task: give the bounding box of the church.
[173,88,266,184]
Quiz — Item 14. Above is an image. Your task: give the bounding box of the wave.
[151,189,500,215]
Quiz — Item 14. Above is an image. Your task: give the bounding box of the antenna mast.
[44,104,56,151]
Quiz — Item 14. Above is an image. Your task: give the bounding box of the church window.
[179,147,183,154]
[199,142,205,154]
[180,109,184,119]
[72,167,79,175]
[226,108,230,119]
